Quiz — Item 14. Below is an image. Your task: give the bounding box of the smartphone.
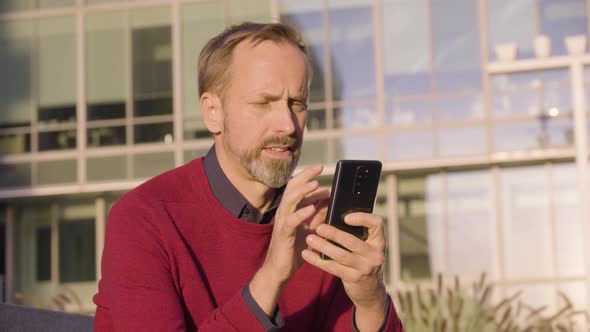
[320,160,382,260]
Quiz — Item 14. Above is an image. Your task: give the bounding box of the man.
[93,22,404,332]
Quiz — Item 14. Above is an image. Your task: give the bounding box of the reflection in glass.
[500,166,552,279]
[87,11,126,121]
[492,90,540,118]
[431,0,481,92]
[397,174,442,280]
[38,159,77,185]
[386,131,434,161]
[382,0,431,96]
[281,1,326,102]
[328,0,375,100]
[552,163,584,276]
[0,133,31,154]
[36,227,51,281]
[38,130,76,151]
[334,104,377,129]
[540,0,587,56]
[133,152,174,178]
[0,163,31,188]
[134,123,173,144]
[388,99,432,126]
[228,0,271,23]
[132,7,172,117]
[182,2,225,115]
[60,219,96,282]
[493,118,574,152]
[300,138,329,166]
[436,94,484,122]
[438,126,486,157]
[183,119,210,141]
[446,170,496,279]
[87,155,127,182]
[306,108,327,130]
[487,0,535,61]
[0,20,33,128]
[333,135,379,161]
[38,16,76,120]
[38,0,75,9]
[88,126,126,147]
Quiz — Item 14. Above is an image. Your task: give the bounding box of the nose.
[272,102,297,135]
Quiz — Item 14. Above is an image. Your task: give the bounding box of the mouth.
[262,145,294,158]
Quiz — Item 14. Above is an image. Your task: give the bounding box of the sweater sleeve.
[320,278,405,332]
[95,202,269,332]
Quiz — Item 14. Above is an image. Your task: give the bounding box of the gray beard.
[222,132,301,188]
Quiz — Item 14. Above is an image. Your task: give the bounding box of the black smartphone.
[320,160,382,260]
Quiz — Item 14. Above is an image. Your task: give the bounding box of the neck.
[214,143,276,214]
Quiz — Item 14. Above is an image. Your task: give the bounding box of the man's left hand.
[301,212,388,331]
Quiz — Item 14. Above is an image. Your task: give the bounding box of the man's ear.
[200,92,223,134]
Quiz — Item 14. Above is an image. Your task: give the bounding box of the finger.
[316,223,370,254]
[308,200,329,230]
[284,204,317,230]
[287,164,323,188]
[344,213,386,244]
[301,249,364,283]
[306,234,359,268]
[279,180,320,216]
[299,187,330,207]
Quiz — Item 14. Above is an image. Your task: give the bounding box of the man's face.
[219,40,309,188]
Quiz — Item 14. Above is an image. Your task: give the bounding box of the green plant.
[395,273,588,332]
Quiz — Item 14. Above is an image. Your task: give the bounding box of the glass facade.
[0,0,589,322]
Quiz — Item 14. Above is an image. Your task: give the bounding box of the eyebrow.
[255,92,308,104]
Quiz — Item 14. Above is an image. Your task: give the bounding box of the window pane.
[38,159,77,185]
[38,0,75,9]
[487,0,536,60]
[328,0,375,100]
[505,283,556,313]
[60,220,95,282]
[552,163,584,276]
[38,16,76,116]
[501,166,552,278]
[181,1,225,117]
[133,152,174,178]
[184,148,209,164]
[0,163,31,188]
[386,131,434,161]
[398,174,442,280]
[300,138,329,166]
[38,130,76,151]
[228,0,271,23]
[87,11,127,120]
[334,103,377,129]
[432,0,481,92]
[438,126,486,157]
[281,0,326,103]
[436,94,484,122]
[87,155,127,182]
[36,227,51,281]
[333,135,380,161]
[88,126,126,147]
[388,99,433,126]
[132,7,172,117]
[0,20,33,128]
[183,119,210,141]
[0,1,34,12]
[494,118,574,152]
[446,170,496,279]
[382,0,431,97]
[0,132,31,154]
[540,0,587,56]
[134,122,173,144]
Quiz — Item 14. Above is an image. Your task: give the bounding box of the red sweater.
[93,158,404,331]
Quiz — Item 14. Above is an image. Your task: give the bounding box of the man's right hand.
[249,164,328,316]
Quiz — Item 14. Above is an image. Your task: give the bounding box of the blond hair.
[198,22,311,101]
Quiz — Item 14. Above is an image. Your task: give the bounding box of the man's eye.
[291,102,307,112]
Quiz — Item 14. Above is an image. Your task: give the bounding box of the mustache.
[260,135,300,150]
